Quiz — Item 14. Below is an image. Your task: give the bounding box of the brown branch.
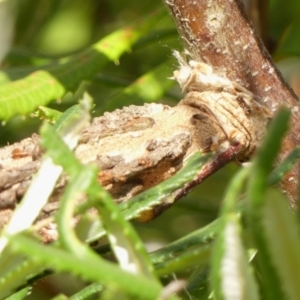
[151,143,242,218]
[1,0,299,242]
[0,103,233,239]
[164,0,300,207]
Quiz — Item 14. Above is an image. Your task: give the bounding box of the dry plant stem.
[152,143,242,217]
[164,0,300,207]
[0,103,232,232]
[0,0,299,241]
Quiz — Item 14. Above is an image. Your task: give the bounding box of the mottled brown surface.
[0,103,230,231]
[164,0,300,207]
[1,0,299,241]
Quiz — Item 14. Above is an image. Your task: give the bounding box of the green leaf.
[0,253,43,299]
[154,244,211,277]
[32,106,63,123]
[211,167,259,300]
[150,218,220,265]
[9,235,169,300]
[55,166,98,256]
[249,108,290,198]
[89,186,159,282]
[119,152,211,218]
[86,152,211,243]
[41,121,159,283]
[69,282,103,300]
[0,10,164,121]
[268,146,300,185]
[185,267,211,300]
[0,95,92,297]
[262,189,300,300]
[4,286,31,300]
[247,108,291,300]
[211,216,259,300]
[0,94,90,253]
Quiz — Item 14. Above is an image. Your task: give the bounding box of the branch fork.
[173,50,271,161]
[1,0,300,241]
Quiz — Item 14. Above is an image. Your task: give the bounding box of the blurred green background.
[0,0,300,298]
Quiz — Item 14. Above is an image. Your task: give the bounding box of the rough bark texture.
[0,103,234,230]
[1,0,299,236]
[164,0,300,207]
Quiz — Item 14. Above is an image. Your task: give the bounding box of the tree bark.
[0,103,236,231]
[164,0,300,207]
[0,0,299,239]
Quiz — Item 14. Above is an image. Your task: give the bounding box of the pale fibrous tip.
[171,48,271,161]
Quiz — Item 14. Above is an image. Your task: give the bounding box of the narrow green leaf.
[56,167,98,256]
[154,244,211,277]
[248,108,290,204]
[211,216,259,300]
[247,108,291,300]
[4,286,31,300]
[0,96,90,253]
[85,152,211,243]
[42,121,159,283]
[69,282,103,300]
[0,255,43,299]
[9,235,175,300]
[211,167,259,300]
[185,267,211,300]
[262,189,300,300]
[0,29,176,86]
[120,152,211,216]
[40,123,82,175]
[33,106,63,123]
[268,146,300,185]
[221,167,250,214]
[89,185,159,282]
[150,218,220,264]
[52,105,79,130]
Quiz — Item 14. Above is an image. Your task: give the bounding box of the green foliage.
[0,10,165,121]
[1,1,300,300]
[2,98,300,300]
